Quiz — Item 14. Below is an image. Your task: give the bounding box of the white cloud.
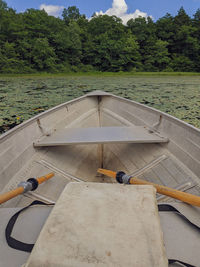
[95,0,150,24]
[40,4,64,17]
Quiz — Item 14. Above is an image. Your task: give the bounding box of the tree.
[30,38,57,71]
[0,0,8,10]
[155,13,176,55]
[193,8,200,25]
[170,55,194,72]
[67,22,82,66]
[127,16,158,71]
[62,6,81,25]
[192,9,200,70]
[121,34,141,71]
[0,2,200,73]
[153,40,170,71]
[85,15,140,71]
[175,25,199,56]
[0,42,30,73]
[193,9,200,40]
[88,15,124,37]
[22,9,51,39]
[174,7,191,26]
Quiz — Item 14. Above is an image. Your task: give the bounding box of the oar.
[98,168,200,207]
[0,172,54,205]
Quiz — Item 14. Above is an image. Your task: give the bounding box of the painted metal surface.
[0,91,199,267]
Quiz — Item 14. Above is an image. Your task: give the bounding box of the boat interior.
[0,91,200,266]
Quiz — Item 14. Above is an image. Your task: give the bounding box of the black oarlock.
[27,178,39,191]
[116,171,126,184]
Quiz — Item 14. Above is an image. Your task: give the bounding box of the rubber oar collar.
[116,171,131,184]
[97,168,131,184]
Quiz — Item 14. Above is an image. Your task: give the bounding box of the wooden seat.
[34,126,168,147]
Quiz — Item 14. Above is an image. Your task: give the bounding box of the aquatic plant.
[0,75,199,133]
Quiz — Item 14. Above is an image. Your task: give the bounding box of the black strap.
[168,259,196,267]
[5,201,200,267]
[5,200,54,252]
[158,204,200,267]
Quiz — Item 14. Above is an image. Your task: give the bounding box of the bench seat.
[34,126,168,147]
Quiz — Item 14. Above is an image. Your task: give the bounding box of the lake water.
[0,75,200,133]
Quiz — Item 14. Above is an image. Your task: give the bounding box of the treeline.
[0,0,200,73]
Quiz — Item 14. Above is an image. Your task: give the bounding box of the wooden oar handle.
[97,168,200,207]
[0,187,24,205]
[130,177,200,207]
[37,172,54,184]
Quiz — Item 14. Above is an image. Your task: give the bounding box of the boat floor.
[1,143,200,267]
[1,168,200,267]
[1,142,200,208]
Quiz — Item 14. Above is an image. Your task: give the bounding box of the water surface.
[0,75,199,133]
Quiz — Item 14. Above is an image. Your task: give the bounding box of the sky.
[5,0,200,23]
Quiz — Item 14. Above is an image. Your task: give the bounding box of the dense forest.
[0,0,200,73]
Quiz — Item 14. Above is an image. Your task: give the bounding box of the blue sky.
[5,0,200,22]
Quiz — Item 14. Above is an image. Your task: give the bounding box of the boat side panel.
[101,96,200,180]
[0,96,98,192]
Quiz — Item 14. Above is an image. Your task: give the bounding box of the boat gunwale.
[102,92,200,135]
[0,94,87,142]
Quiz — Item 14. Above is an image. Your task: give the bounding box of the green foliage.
[84,15,141,71]
[0,1,200,73]
[67,22,82,65]
[155,14,176,52]
[0,0,7,10]
[174,7,191,26]
[30,38,57,71]
[170,55,194,72]
[193,9,200,42]
[153,40,170,71]
[62,6,81,25]
[127,16,159,71]
[1,75,200,134]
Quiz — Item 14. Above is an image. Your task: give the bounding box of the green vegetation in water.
[0,75,199,134]
[1,72,200,78]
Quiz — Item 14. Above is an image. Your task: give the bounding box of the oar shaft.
[97,168,200,207]
[37,172,54,184]
[0,187,24,205]
[130,177,200,207]
[0,172,55,205]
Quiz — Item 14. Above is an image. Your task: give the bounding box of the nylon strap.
[5,200,54,252]
[168,259,195,267]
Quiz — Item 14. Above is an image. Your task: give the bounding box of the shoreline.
[0,72,200,78]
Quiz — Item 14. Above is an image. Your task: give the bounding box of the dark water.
[0,75,200,133]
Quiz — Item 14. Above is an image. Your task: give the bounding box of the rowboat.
[0,90,199,267]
